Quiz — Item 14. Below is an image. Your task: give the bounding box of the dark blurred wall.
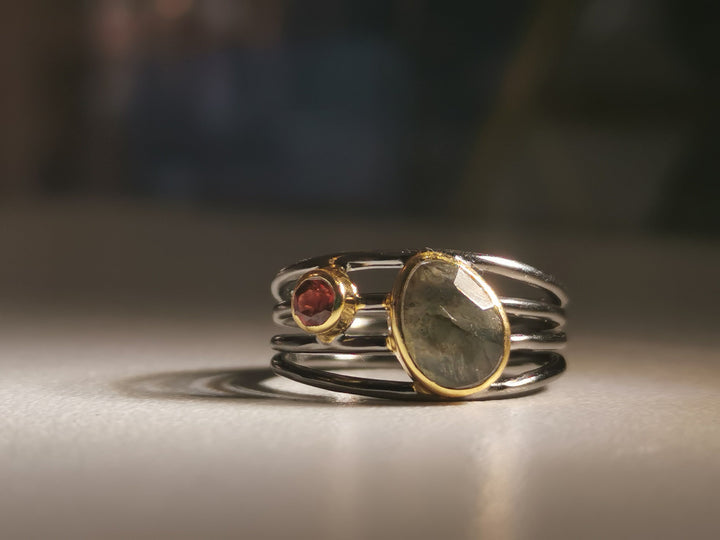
[0,2,87,195]
[1,0,717,233]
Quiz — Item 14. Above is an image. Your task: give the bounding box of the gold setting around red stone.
[291,266,361,343]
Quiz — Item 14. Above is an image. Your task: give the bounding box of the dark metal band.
[270,330,567,353]
[271,351,566,401]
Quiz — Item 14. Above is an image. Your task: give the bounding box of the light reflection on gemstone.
[453,267,494,310]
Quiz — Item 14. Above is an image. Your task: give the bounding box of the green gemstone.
[399,259,506,389]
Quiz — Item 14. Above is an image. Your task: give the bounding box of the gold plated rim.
[291,266,361,344]
[385,251,512,398]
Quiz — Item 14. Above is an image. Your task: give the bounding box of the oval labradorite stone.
[398,259,507,389]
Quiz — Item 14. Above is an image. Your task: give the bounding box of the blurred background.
[1,0,718,231]
[2,0,719,345]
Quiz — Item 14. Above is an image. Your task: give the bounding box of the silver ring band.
[273,296,566,334]
[272,250,568,306]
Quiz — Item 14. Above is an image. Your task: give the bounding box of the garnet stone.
[293,277,336,327]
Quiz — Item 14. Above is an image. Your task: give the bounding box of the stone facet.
[293,277,336,327]
[398,259,506,389]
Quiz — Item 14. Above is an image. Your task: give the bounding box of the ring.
[270,249,568,400]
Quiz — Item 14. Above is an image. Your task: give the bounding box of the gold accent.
[386,251,511,398]
[291,266,361,344]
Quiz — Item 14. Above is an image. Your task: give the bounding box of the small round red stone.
[293,277,336,327]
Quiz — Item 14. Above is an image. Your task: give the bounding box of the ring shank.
[273,295,566,334]
[271,351,566,401]
[272,250,568,307]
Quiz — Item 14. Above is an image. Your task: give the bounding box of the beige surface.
[1,203,719,539]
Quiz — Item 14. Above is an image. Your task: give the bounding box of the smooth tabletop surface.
[1,203,718,540]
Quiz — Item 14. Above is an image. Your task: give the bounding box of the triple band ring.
[270,249,568,400]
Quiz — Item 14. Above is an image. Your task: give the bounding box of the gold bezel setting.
[385,251,512,398]
[291,266,360,344]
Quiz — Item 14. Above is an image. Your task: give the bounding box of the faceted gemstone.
[293,277,336,327]
[399,259,506,389]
